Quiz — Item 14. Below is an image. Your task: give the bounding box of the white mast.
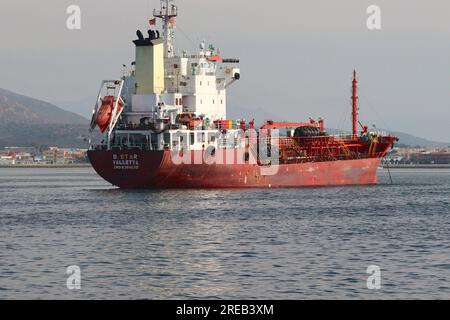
[154,0,178,58]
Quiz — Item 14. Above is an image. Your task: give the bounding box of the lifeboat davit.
[95,96,123,133]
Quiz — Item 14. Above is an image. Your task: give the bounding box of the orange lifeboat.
[96,96,122,133]
[177,113,202,129]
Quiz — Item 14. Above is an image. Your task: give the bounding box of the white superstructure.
[90,0,241,152]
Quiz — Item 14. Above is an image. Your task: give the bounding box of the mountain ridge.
[0,88,90,148]
[0,88,88,125]
[229,105,449,148]
[1,88,448,148]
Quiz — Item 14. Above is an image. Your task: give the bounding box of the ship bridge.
[89,0,241,152]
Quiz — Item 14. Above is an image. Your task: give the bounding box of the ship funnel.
[133,30,165,95]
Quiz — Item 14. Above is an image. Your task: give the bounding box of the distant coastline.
[383,164,450,169]
[0,163,91,169]
[1,164,449,169]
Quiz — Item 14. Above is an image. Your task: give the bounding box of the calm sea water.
[0,167,449,300]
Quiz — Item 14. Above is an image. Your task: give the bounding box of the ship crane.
[260,121,321,130]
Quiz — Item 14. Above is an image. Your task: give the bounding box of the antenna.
[153,0,178,58]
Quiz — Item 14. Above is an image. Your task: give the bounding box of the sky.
[0,0,450,141]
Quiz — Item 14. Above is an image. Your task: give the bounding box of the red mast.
[351,70,358,137]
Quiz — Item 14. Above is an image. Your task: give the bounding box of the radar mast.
[153,0,178,58]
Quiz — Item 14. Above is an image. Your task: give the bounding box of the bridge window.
[164,133,171,145]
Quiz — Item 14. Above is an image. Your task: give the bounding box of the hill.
[386,131,449,148]
[328,128,449,148]
[0,88,88,125]
[0,88,90,148]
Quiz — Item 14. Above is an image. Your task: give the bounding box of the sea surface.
[0,167,449,300]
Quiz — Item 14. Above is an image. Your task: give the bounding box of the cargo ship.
[87,0,398,189]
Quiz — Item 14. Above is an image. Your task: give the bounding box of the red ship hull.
[88,150,382,189]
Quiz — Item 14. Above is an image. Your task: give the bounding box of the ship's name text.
[113,154,139,170]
